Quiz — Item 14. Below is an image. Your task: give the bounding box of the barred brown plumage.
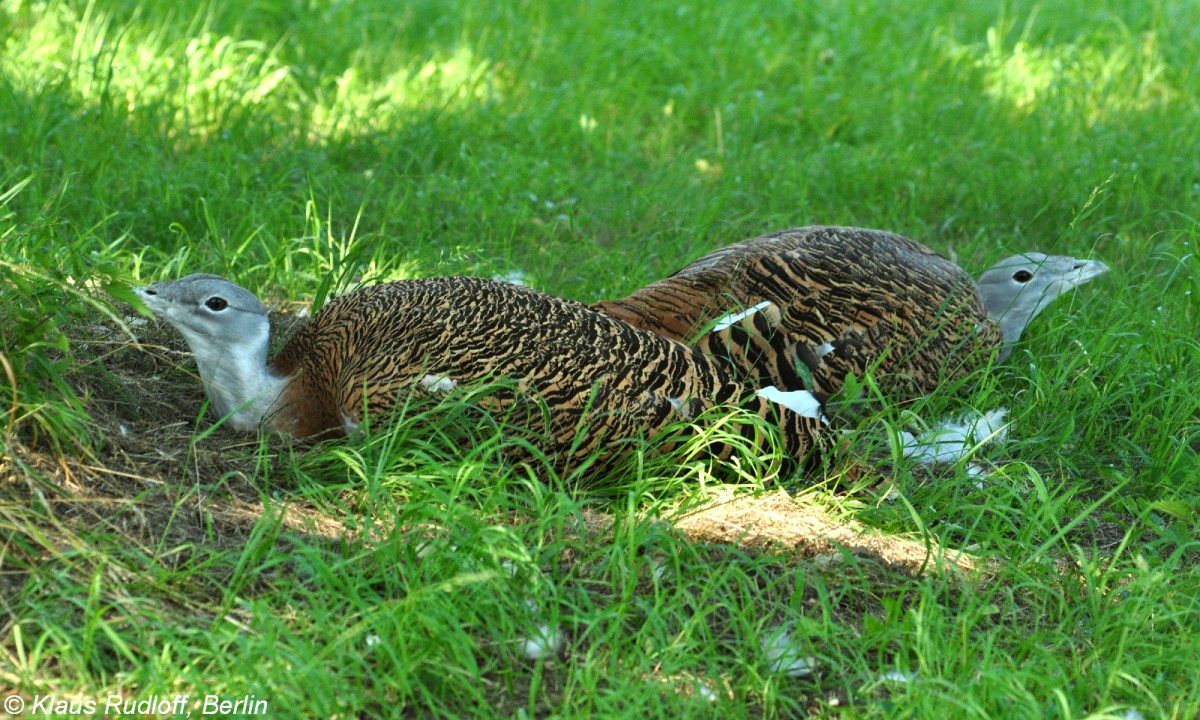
[134,274,830,479]
[593,226,1109,400]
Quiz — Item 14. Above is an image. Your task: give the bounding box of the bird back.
[594,226,1004,400]
[268,276,830,478]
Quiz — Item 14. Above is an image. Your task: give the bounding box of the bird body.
[594,226,1109,400]
[135,274,829,477]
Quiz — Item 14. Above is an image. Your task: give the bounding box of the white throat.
[176,320,290,431]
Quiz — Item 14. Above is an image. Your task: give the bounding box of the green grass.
[2,0,1198,717]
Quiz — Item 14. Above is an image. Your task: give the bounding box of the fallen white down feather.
[899,409,1009,467]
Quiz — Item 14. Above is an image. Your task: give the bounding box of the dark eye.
[205,297,229,311]
[1012,270,1034,283]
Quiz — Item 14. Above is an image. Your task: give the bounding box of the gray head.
[976,253,1110,359]
[134,274,282,429]
[134,273,268,349]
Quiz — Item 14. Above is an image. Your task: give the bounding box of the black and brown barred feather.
[593,226,1005,400]
[141,275,829,479]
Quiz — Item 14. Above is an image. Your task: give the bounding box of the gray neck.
[176,320,290,431]
[988,312,1025,362]
[980,292,1050,362]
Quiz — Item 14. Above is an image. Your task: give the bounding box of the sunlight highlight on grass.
[313,45,500,136]
[941,23,1175,122]
[2,2,500,142]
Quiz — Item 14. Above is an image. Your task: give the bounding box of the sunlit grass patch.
[939,21,1176,119]
[1,1,501,141]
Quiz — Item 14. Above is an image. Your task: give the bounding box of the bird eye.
[205,297,229,311]
[1012,270,1034,283]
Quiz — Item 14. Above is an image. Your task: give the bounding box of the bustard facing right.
[594,226,1110,401]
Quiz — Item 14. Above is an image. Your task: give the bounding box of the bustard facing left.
[135,274,832,479]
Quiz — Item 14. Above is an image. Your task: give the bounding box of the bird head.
[133,274,277,427]
[135,273,269,355]
[976,253,1110,359]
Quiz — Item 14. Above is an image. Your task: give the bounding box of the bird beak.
[1067,259,1110,288]
[130,286,156,317]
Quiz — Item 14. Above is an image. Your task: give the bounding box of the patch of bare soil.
[1,311,347,602]
[673,488,978,576]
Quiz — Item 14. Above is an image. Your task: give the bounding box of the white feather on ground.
[900,409,1009,465]
[760,626,817,677]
